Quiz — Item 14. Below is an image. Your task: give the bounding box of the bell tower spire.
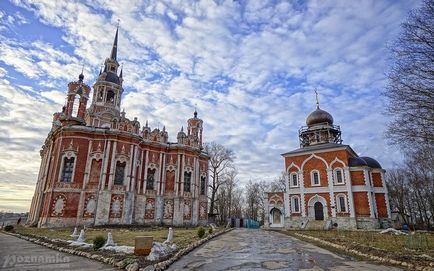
[110,20,119,61]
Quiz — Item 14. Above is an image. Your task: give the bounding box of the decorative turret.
[298,90,342,147]
[86,26,124,128]
[187,110,203,147]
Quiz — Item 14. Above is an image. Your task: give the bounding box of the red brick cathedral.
[28,28,209,228]
[266,100,391,229]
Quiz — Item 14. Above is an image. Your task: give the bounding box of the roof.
[281,143,356,157]
[105,71,121,85]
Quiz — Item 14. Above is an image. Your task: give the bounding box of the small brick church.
[265,97,391,230]
[27,28,209,228]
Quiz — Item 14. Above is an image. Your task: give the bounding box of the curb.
[290,232,433,271]
[2,228,233,271]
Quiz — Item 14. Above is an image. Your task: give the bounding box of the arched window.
[200,176,206,195]
[71,95,80,117]
[334,168,344,184]
[61,157,75,182]
[289,172,298,187]
[146,168,156,190]
[184,172,192,192]
[291,196,300,213]
[311,170,320,186]
[114,161,126,185]
[106,90,115,104]
[336,194,347,213]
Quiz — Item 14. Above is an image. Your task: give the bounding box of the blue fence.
[227,218,260,229]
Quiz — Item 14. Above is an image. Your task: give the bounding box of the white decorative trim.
[330,157,346,168]
[289,172,299,188]
[286,162,301,172]
[307,194,328,219]
[336,193,348,213]
[333,167,345,185]
[310,170,321,186]
[291,195,301,213]
[301,153,329,170]
[58,151,77,183]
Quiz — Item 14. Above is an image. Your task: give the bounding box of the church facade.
[265,102,391,230]
[27,28,209,228]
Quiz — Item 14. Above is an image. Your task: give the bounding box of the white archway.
[269,207,284,227]
[307,195,328,220]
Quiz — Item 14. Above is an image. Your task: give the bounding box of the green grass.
[289,230,434,257]
[14,225,217,250]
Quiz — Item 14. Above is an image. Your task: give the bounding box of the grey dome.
[359,156,382,169]
[348,157,368,167]
[306,107,334,126]
[349,156,382,169]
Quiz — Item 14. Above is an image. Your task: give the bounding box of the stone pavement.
[0,232,115,270]
[168,229,402,271]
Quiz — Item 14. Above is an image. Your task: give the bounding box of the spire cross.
[314,88,319,109]
[81,64,84,74]
[117,19,120,28]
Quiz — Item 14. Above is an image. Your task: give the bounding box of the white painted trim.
[286,162,301,172]
[330,157,346,168]
[336,193,348,213]
[301,153,329,170]
[333,167,345,185]
[310,170,321,186]
[289,172,299,188]
[58,151,78,183]
[291,195,301,213]
[307,194,328,219]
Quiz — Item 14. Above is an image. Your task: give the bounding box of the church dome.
[359,156,382,169]
[306,107,334,126]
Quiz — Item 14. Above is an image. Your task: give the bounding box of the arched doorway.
[270,208,283,227]
[314,202,324,220]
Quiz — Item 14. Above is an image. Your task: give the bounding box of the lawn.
[14,225,214,250]
[288,230,434,258]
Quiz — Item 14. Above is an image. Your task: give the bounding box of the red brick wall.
[353,192,370,217]
[350,171,365,185]
[372,172,383,187]
[375,193,388,218]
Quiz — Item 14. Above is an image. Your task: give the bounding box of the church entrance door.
[314,202,324,220]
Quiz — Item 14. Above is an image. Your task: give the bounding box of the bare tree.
[269,172,287,192]
[384,0,434,146]
[205,142,235,214]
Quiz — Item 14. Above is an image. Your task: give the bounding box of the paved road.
[168,229,402,271]
[0,233,115,270]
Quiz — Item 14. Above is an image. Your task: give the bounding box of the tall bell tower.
[86,26,124,128]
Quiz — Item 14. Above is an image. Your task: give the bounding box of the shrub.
[4,225,14,232]
[93,235,106,250]
[197,227,205,238]
[208,227,213,234]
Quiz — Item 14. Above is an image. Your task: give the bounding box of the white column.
[157,153,163,195]
[180,155,185,194]
[108,141,117,190]
[160,153,166,195]
[142,150,149,194]
[283,173,290,217]
[175,154,180,196]
[344,167,355,218]
[327,168,336,218]
[138,150,144,193]
[100,140,111,190]
[299,171,306,217]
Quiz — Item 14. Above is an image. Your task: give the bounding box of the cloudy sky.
[0,0,420,212]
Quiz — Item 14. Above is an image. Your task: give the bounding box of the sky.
[0,0,421,212]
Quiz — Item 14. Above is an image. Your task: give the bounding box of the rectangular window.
[114,161,126,185]
[293,197,300,213]
[336,170,343,184]
[200,176,206,195]
[339,196,346,212]
[292,174,298,186]
[61,157,75,182]
[184,172,192,192]
[313,172,320,185]
[146,168,156,190]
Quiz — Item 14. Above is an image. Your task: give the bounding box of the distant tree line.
[384,0,434,230]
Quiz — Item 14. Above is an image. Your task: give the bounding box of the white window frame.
[310,170,320,186]
[289,172,298,187]
[58,151,77,183]
[336,194,348,213]
[291,196,301,213]
[334,168,345,185]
